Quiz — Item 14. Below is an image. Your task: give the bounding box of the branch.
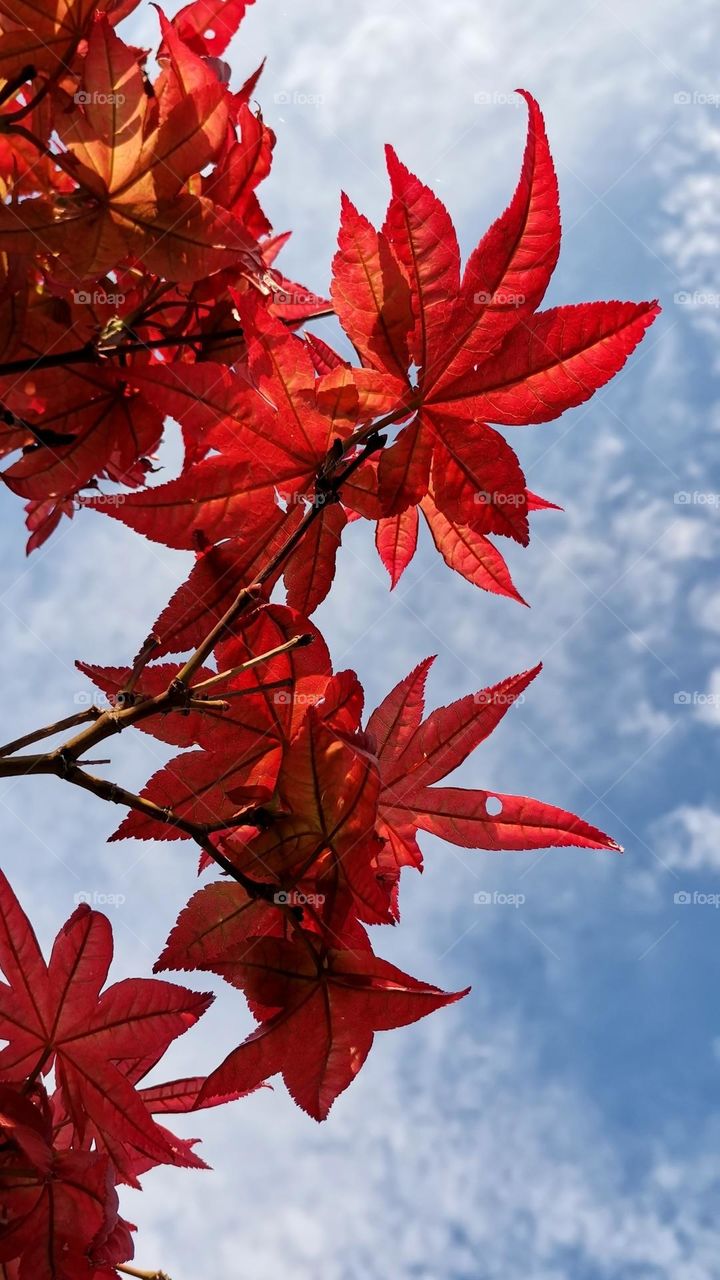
[0,421,394,898]
[0,401,75,448]
[117,1267,172,1280]
[59,761,224,839]
[191,632,314,692]
[172,430,388,688]
[0,427,391,766]
[1,37,81,123]
[0,327,251,378]
[0,751,275,898]
[0,707,102,757]
[119,633,159,703]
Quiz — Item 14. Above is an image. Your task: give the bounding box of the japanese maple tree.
[0,0,658,1273]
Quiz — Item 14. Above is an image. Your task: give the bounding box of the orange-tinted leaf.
[172,0,255,57]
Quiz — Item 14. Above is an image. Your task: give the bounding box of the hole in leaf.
[204,27,216,38]
[485,795,503,817]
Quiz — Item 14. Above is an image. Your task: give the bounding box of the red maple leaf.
[0,872,212,1184]
[332,91,658,597]
[0,1081,136,1279]
[219,711,391,924]
[85,296,360,548]
[194,937,467,1120]
[367,658,621,871]
[171,0,255,58]
[21,84,657,623]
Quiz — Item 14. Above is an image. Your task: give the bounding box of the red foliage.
[0,0,658,1269]
[0,872,241,1277]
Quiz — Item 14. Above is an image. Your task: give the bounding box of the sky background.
[2,1,720,1276]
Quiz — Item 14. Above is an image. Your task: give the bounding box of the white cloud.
[124,1021,720,1280]
[652,804,720,873]
[654,106,720,349]
[690,584,720,633]
[695,669,720,727]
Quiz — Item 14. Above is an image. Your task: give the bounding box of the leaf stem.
[119,633,160,703]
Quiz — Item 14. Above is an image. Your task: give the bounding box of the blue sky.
[1,1,719,1276]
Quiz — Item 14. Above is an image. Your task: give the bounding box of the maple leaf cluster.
[0,0,656,605]
[0,0,661,1271]
[0,0,324,549]
[0,871,243,1279]
[79,87,659,619]
[77,603,620,1121]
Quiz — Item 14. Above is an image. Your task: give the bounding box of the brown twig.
[0,429,391,769]
[191,633,314,692]
[119,633,160,702]
[2,36,82,123]
[172,430,389,689]
[0,707,103,758]
[0,751,274,897]
[117,1266,171,1280]
[0,327,251,378]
